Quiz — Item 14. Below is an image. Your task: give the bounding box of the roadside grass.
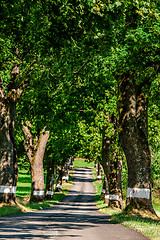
[0,169,73,217]
[0,204,24,216]
[74,159,94,168]
[16,170,32,198]
[92,168,160,240]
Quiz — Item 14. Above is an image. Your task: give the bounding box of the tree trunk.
[117,74,155,213]
[55,166,63,192]
[102,126,123,209]
[45,158,55,200]
[97,161,102,181]
[100,172,109,204]
[62,158,70,182]
[0,67,21,203]
[0,102,18,203]
[22,122,50,202]
[109,151,123,209]
[116,153,123,210]
[102,129,111,206]
[69,156,74,170]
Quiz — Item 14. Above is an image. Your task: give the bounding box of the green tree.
[111,0,160,213]
[0,0,41,203]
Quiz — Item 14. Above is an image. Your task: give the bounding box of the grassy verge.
[0,169,73,217]
[74,159,94,168]
[92,168,160,240]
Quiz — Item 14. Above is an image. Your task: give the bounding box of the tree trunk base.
[45,195,53,200]
[109,200,123,210]
[55,187,62,193]
[0,193,16,204]
[104,198,109,205]
[126,198,157,216]
[100,192,105,199]
[30,195,44,202]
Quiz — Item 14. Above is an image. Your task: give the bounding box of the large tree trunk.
[22,122,50,202]
[102,126,123,209]
[0,67,21,203]
[117,74,155,213]
[0,102,18,203]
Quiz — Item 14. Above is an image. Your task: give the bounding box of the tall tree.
[112,0,160,213]
[0,67,21,202]
[0,0,39,202]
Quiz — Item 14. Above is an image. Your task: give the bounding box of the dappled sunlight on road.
[0,168,149,240]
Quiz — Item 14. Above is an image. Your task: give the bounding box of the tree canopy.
[0,0,159,213]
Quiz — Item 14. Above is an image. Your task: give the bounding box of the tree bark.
[100,172,109,204]
[0,67,21,203]
[22,122,50,202]
[117,73,155,213]
[69,156,74,170]
[0,101,18,203]
[55,166,63,192]
[62,158,70,183]
[102,126,123,209]
[97,161,102,181]
[45,158,55,200]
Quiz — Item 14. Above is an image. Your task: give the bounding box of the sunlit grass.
[16,170,31,198]
[74,159,94,168]
[111,212,160,240]
[0,204,24,216]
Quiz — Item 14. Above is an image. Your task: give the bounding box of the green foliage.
[0,0,159,212]
[0,205,23,217]
[121,157,128,199]
[148,76,160,186]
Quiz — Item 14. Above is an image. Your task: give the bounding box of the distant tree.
[22,122,49,202]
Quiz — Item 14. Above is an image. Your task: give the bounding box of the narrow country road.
[0,168,149,240]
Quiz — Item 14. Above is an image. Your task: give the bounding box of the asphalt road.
[0,167,149,240]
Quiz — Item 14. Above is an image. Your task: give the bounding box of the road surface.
[0,167,149,239]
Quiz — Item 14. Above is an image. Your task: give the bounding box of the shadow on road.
[0,167,149,240]
[0,204,111,239]
[0,167,111,240]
